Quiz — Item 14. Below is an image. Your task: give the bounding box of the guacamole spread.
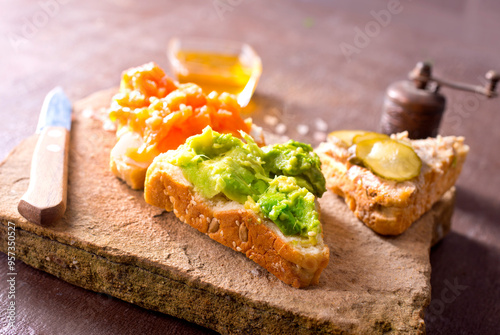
[165,127,326,243]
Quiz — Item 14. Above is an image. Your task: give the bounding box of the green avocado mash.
[165,127,326,243]
[257,176,320,237]
[262,141,327,196]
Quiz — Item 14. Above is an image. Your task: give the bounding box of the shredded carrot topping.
[109,62,253,155]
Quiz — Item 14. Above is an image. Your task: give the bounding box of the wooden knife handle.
[18,126,70,225]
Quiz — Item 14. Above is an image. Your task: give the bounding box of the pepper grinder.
[380,61,499,139]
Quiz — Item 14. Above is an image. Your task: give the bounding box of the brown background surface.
[1,0,499,334]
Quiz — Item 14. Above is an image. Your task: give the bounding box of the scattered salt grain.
[313,131,327,142]
[296,124,309,135]
[275,123,287,135]
[264,115,279,127]
[314,118,328,132]
[82,108,94,118]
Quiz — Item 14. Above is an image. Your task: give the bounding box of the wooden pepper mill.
[380,61,499,139]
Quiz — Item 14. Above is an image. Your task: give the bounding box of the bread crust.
[315,134,469,235]
[144,157,330,288]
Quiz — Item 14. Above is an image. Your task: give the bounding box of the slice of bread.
[110,131,151,190]
[110,125,266,190]
[144,156,330,288]
[315,132,469,235]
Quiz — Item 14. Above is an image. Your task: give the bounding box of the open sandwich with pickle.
[315,130,469,236]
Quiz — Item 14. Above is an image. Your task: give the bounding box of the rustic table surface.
[1,0,499,334]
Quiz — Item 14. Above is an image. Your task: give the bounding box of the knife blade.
[18,87,72,225]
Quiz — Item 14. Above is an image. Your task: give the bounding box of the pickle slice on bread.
[355,138,422,182]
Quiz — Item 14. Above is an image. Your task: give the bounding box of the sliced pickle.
[355,139,422,181]
[328,130,367,146]
[352,131,389,144]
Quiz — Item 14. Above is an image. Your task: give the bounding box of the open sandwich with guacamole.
[108,62,329,288]
[315,130,469,236]
[145,127,330,288]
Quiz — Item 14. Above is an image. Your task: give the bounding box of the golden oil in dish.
[168,38,262,107]
[175,51,253,96]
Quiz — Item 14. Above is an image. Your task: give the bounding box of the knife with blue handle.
[18,87,72,225]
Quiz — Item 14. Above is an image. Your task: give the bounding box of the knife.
[18,87,72,225]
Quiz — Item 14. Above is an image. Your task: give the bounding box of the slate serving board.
[0,89,454,334]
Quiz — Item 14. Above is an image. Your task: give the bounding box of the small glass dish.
[167,37,262,107]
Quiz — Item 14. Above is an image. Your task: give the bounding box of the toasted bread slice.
[144,156,330,288]
[315,132,469,235]
[110,125,265,190]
